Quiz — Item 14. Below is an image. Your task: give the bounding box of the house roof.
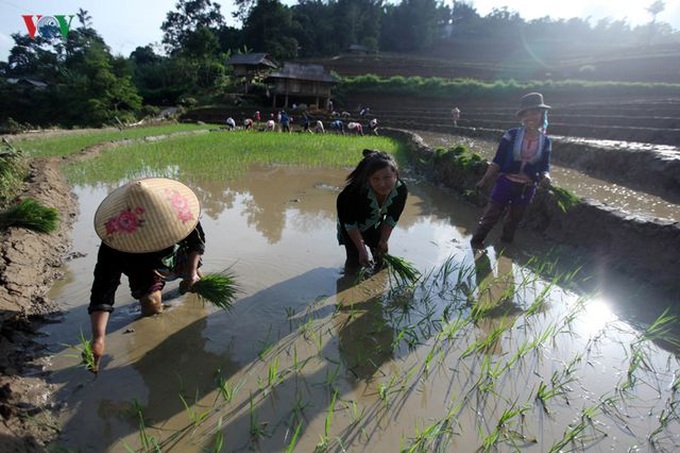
[225,52,277,69]
[266,63,339,83]
[6,77,48,88]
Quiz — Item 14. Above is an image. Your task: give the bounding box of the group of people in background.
[224,107,379,136]
[87,92,552,372]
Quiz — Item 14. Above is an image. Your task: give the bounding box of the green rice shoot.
[192,270,241,310]
[0,198,59,233]
[64,331,96,374]
[383,254,421,286]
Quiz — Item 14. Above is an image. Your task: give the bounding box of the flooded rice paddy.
[42,161,680,452]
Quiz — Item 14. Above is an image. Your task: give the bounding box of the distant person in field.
[451,107,461,127]
[243,118,254,130]
[265,119,276,131]
[225,117,236,130]
[330,119,344,135]
[302,111,312,133]
[279,111,291,133]
[336,149,408,272]
[368,118,379,135]
[314,120,325,134]
[254,110,261,124]
[471,92,552,248]
[347,121,363,136]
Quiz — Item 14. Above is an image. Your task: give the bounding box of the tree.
[161,0,225,55]
[382,0,445,52]
[242,0,300,61]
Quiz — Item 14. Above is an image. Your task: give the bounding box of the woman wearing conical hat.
[88,178,205,372]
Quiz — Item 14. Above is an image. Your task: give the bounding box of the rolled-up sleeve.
[88,243,122,314]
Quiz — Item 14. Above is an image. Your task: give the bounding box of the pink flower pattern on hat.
[166,189,194,222]
[104,207,145,235]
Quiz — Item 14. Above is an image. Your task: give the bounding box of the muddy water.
[417,130,680,221]
[42,165,679,452]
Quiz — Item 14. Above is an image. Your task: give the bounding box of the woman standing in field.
[336,149,408,272]
[471,92,552,247]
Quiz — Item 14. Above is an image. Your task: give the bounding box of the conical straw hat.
[94,178,200,253]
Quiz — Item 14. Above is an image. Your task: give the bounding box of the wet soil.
[0,158,78,451]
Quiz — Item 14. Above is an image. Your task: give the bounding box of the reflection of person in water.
[336,149,408,273]
[335,273,394,381]
[471,250,522,355]
[88,178,205,372]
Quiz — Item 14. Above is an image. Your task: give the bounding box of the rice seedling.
[248,393,269,441]
[323,365,341,388]
[125,399,161,453]
[211,429,224,453]
[383,254,421,287]
[284,422,302,453]
[179,392,211,430]
[0,198,59,233]
[213,371,244,404]
[548,404,605,453]
[266,357,286,388]
[315,390,338,452]
[191,270,241,310]
[403,415,457,453]
[64,331,96,374]
[348,400,366,425]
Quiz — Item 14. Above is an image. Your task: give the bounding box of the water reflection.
[335,273,394,381]
[471,250,523,356]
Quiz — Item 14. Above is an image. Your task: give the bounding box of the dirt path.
[0,158,78,451]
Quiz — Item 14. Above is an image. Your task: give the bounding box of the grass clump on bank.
[0,139,28,208]
[0,198,59,233]
[550,185,581,212]
[433,145,485,172]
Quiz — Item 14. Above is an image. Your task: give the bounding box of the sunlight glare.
[579,297,617,334]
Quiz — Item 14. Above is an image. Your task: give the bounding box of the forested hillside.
[1,0,679,131]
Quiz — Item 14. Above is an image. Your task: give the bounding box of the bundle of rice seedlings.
[383,254,421,287]
[0,198,59,233]
[191,270,241,310]
[550,186,580,213]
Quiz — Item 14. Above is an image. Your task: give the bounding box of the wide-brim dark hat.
[516,92,551,117]
[94,178,200,253]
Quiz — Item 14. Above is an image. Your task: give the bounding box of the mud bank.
[384,128,680,294]
[0,158,78,450]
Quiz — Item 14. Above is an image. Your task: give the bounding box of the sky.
[1,0,679,62]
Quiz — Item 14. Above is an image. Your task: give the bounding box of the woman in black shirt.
[337,149,408,272]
